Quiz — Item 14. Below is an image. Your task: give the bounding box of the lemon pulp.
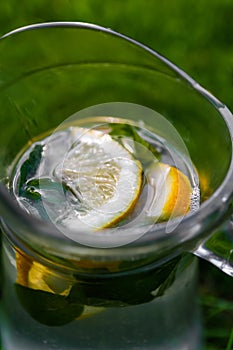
[54,127,143,231]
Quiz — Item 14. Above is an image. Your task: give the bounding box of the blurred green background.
[0,1,232,349]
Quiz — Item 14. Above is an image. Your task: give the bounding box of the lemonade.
[0,117,202,349]
[10,117,199,234]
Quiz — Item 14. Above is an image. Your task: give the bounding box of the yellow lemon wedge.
[54,127,143,231]
[145,161,192,222]
[16,250,33,288]
[16,251,73,295]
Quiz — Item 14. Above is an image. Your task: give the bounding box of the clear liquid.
[9,117,200,233]
[1,238,203,350]
[2,117,203,349]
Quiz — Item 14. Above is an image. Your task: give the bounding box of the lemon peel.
[145,161,192,222]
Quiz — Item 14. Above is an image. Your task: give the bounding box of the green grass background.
[0,1,232,349]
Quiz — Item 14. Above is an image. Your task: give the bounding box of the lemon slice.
[16,251,73,295]
[54,127,143,231]
[145,161,192,221]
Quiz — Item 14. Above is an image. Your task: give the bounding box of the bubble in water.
[190,186,201,212]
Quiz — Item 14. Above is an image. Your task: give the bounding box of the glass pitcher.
[0,22,232,350]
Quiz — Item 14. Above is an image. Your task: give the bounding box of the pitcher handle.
[193,218,233,277]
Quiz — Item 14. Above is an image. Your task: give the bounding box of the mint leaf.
[24,178,66,202]
[15,284,84,326]
[152,263,177,298]
[18,144,43,197]
[72,256,181,307]
[109,123,160,163]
